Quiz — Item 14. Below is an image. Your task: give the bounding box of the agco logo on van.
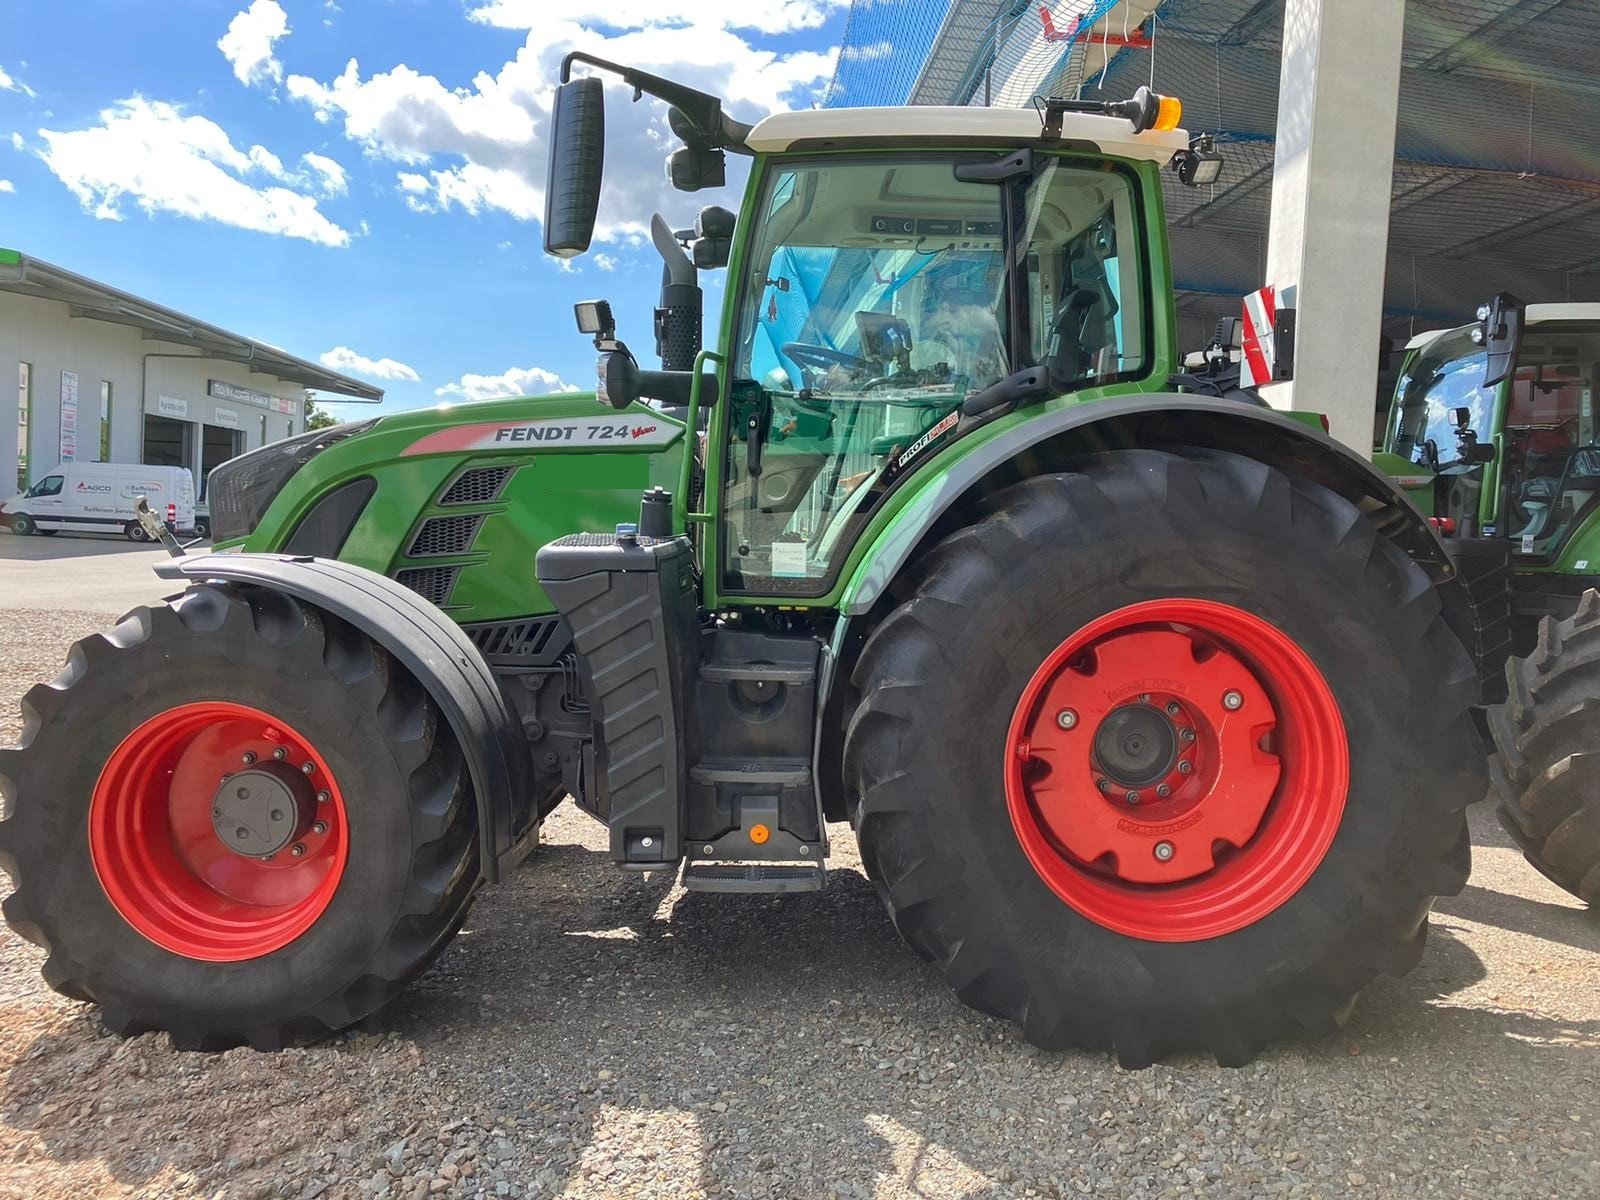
[75,481,112,493]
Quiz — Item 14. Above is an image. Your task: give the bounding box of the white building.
[1,247,382,497]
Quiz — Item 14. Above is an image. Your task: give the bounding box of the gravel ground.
[1,607,1597,1200]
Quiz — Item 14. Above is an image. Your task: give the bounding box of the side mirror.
[1475,291,1524,388]
[1450,406,1470,429]
[544,76,606,259]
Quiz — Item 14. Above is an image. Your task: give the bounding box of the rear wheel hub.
[1005,598,1348,942]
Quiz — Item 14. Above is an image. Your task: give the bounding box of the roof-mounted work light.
[1173,136,1225,187]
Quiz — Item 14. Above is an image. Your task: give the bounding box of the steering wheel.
[782,342,868,374]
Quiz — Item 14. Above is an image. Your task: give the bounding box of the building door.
[143,414,192,471]
[199,424,242,499]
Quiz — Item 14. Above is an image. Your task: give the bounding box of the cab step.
[682,862,825,893]
[689,759,812,786]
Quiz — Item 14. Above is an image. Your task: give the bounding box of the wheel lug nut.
[312,821,328,835]
[240,751,256,765]
[1157,784,1171,798]
[1153,841,1175,862]
[1124,791,1140,805]
[1178,761,1194,775]
[1096,778,1111,792]
[1138,693,1151,704]
[301,762,315,775]
[316,790,330,804]
[1222,690,1244,711]
[291,843,307,857]
[1165,702,1181,716]
[1055,708,1078,730]
[1180,728,1196,743]
[273,746,287,760]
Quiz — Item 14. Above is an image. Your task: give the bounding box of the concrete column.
[1260,0,1406,455]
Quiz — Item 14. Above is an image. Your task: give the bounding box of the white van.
[1,463,197,541]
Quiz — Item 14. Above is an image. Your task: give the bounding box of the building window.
[99,381,113,462]
[16,362,31,490]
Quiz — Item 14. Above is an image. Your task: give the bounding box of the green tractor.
[0,57,1485,1066]
[1378,297,1600,906]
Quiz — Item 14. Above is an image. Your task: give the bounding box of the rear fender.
[154,553,532,882]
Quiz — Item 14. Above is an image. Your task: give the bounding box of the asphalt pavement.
[0,530,186,615]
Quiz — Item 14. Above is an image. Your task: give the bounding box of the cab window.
[722,155,1147,596]
[27,474,63,498]
[1387,330,1496,468]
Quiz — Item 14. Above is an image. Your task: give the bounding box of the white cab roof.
[745,106,1188,164]
[1406,302,1600,350]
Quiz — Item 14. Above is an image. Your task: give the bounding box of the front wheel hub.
[210,766,315,858]
[90,702,348,961]
[1005,599,1349,942]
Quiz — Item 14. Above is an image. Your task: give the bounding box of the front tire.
[843,449,1481,1066]
[1487,591,1600,905]
[0,585,480,1049]
[10,513,35,535]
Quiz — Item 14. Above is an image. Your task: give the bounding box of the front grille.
[407,513,484,557]
[395,566,460,607]
[440,466,515,506]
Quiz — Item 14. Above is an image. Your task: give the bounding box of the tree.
[304,393,337,431]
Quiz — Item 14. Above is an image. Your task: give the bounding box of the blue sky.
[0,0,850,419]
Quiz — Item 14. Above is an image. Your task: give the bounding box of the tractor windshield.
[721,154,1148,595]
[1387,328,1498,469]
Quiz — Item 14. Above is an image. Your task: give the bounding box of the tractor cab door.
[713,153,1150,599]
[1500,327,1600,564]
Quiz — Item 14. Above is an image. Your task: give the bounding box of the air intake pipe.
[651,213,702,372]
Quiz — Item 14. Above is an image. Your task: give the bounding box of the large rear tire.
[0,584,480,1049]
[1487,591,1600,905]
[843,449,1481,1066]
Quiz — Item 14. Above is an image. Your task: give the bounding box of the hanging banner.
[59,370,79,463]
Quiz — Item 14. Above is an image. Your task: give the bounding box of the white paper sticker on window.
[1521,533,1535,554]
[770,541,808,578]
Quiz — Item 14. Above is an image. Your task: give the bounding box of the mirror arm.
[560,51,752,152]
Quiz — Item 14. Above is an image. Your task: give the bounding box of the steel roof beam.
[1413,0,1572,75]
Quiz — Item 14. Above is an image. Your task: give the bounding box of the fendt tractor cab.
[1378,295,1600,694]
[0,55,1485,1068]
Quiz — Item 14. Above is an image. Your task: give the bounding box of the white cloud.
[9,132,22,151]
[320,345,420,381]
[435,365,581,401]
[219,0,291,87]
[0,180,14,194]
[840,40,893,62]
[593,252,618,271]
[300,151,347,196]
[466,0,841,35]
[284,6,842,242]
[38,98,349,247]
[0,66,36,99]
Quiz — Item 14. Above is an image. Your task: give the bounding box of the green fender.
[836,392,1451,620]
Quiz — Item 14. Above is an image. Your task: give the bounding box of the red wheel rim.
[89,702,349,961]
[1004,599,1348,942]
